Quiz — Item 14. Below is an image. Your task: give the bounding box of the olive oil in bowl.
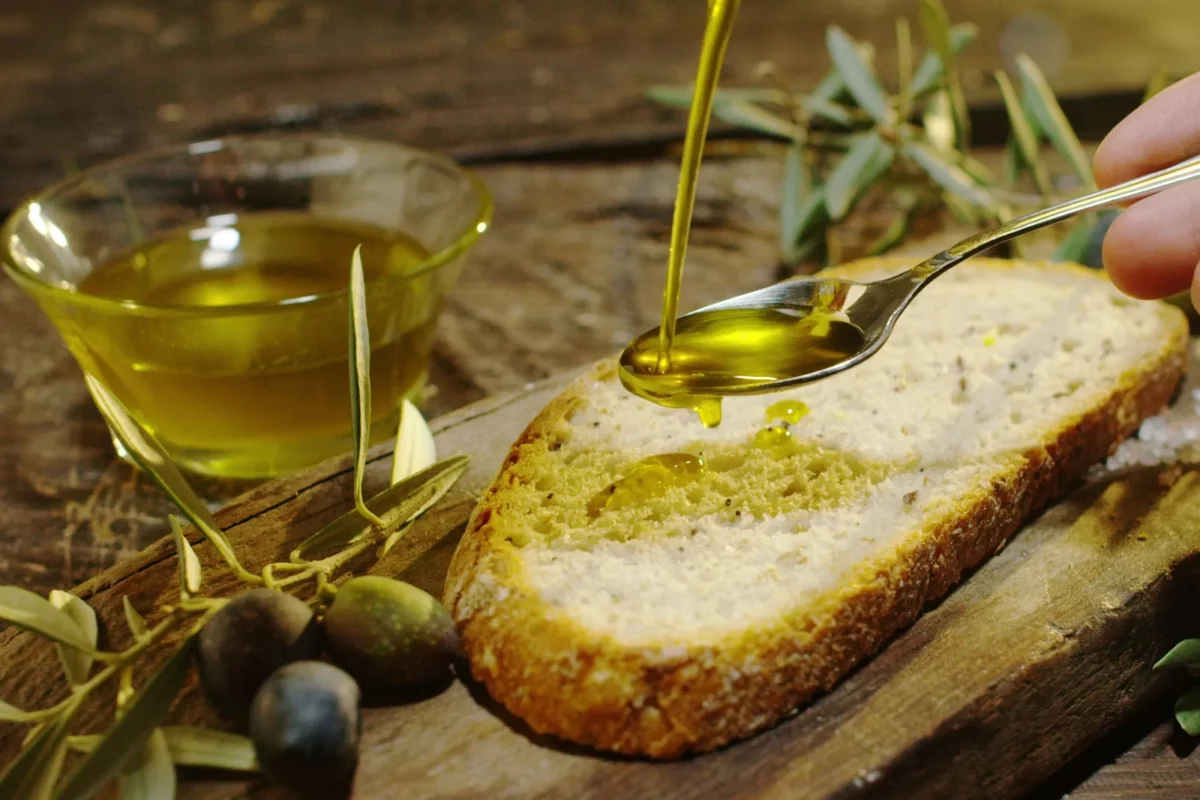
[2,135,490,479]
[70,213,445,478]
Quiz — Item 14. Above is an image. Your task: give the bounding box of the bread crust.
[444,257,1189,758]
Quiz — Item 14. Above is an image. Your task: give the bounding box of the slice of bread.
[444,257,1188,758]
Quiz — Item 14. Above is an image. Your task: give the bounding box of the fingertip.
[1093,72,1200,188]
[1093,131,1131,190]
[1099,185,1200,301]
[1101,210,1157,299]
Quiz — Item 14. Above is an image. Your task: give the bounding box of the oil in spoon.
[620,306,865,426]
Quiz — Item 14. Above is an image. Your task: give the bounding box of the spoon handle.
[912,153,1200,280]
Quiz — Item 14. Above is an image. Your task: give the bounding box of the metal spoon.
[623,152,1200,396]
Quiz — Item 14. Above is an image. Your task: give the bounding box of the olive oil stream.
[619,0,865,426]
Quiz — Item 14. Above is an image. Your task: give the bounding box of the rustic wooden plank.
[1061,719,1200,799]
[2,0,1199,211]
[1,356,1199,798]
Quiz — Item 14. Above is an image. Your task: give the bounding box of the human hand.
[1094,72,1200,308]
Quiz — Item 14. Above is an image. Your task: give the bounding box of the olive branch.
[0,246,468,798]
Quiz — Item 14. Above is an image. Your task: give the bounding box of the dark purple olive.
[197,589,320,722]
[250,661,361,797]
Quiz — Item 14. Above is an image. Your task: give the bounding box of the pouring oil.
[75,212,439,478]
[621,0,865,426]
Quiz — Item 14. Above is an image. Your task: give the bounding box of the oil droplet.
[765,400,810,425]
[587,453,708,517]
[695,397,723,427]
[753,425,793,449]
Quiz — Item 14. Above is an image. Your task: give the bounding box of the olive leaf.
[1156,639,1200,670]
[959,154,995,185]
[160,726,259,773]
[1054,216,1096,265]
[1175,686,1200,736]
[56,637,196,800]
[1081,208,1118,269]
[995,69,1051,197]
[1003,137,1027,188]
[779,144,828,263]
[791,225,830,268]
[119,728,175,800]
[908,22,978,97]
[801,96,856,128]
[711,100,802,141]
[123,596,148,641]
[392,399,437,485]
[168,516,202,598]
[646,85,786,108]
[0,704,77,800]
[903,140,995,209]
[787,187,829,262]
[1015,53,1096,190]
[0,586,95,653]
[647,85,851,129]
[48,590,98,686]
[29,731,69,800]
[923,90,955,152]
[809,68,844,103]
[84,375,248,579]
[919,0,969,147]
[868,197,917,256]
[825,132,895,220]
[0,698,41,723]
[67,735,102,753]
[825,26,891,125]
[348,245,385,528]
[895,17,914,119]
[779,143,804,259]
[941,189,983,225]
[291,454,470,561]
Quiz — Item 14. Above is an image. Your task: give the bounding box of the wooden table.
[3,0,1200,796]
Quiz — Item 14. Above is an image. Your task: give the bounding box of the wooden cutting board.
[2,360,1200,800]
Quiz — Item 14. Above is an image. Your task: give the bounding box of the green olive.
[321,576,460,693]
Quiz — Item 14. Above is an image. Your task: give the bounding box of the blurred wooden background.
[2,0,1199,212]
